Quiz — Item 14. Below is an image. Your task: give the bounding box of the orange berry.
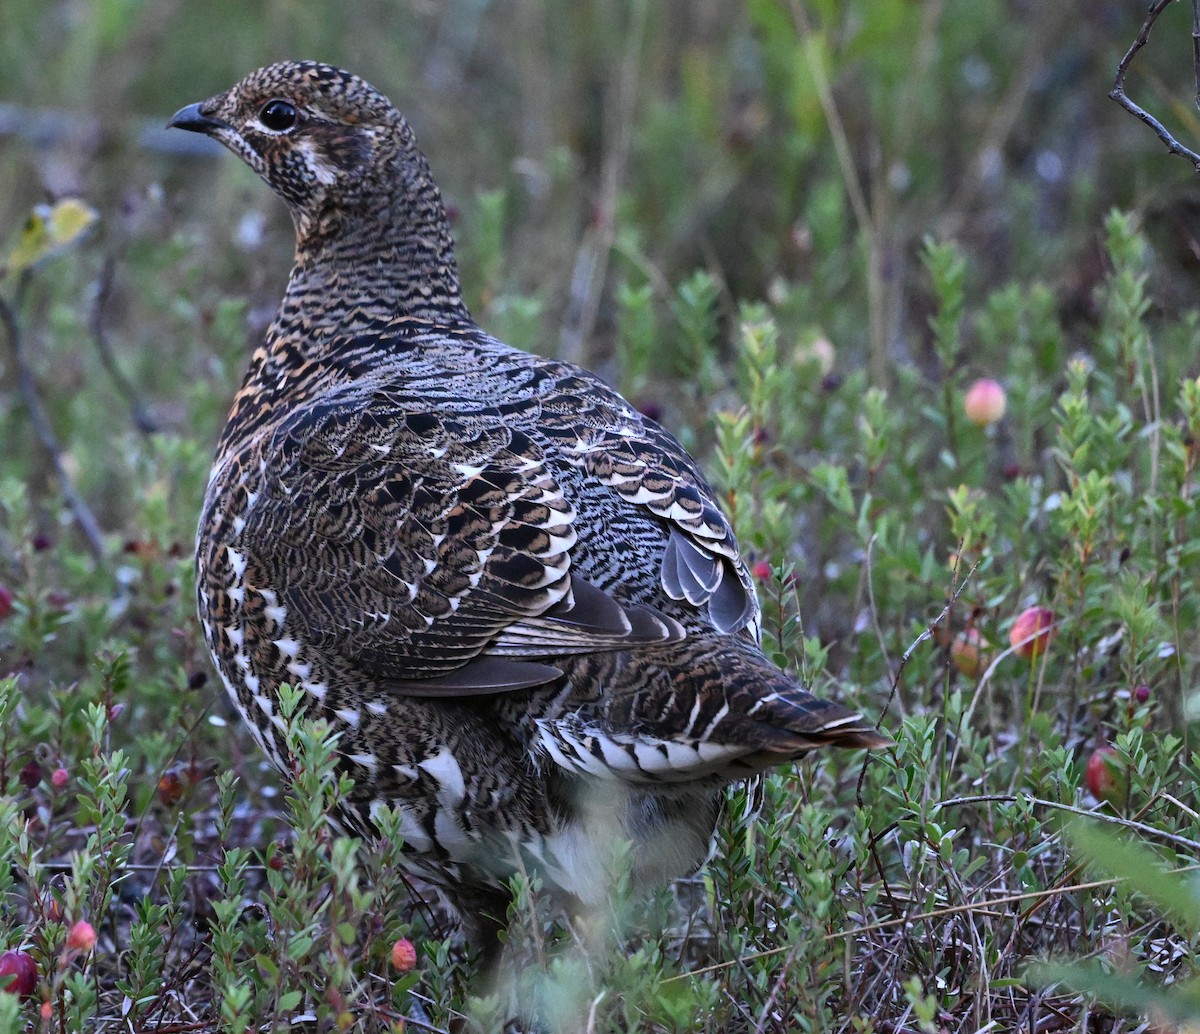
[950,629,988,678]
[390,937,417,973]
[156,770,185,807]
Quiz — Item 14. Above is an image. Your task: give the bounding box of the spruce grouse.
[169,60,888,949]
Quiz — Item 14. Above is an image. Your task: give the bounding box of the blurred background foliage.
[2,0,1198,602]
[1,0,1198,489]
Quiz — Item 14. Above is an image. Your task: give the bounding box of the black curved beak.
[167,102,228,135]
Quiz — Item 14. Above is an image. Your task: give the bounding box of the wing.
[234,388,681,696]
[534,362,759,637]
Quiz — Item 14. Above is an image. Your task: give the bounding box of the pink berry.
[0,949,37,997]
[964,378,1006,426]
[390,937,417,973]
[50,767,69,789]
[66,921,96,953]
[1009,606,1056,660]
[793,337,835,376]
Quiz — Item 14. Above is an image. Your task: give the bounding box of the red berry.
[390,937,417,973]
[0,950,37,997]
[18,761,42,789]
[751,561,773,582]
[1085,746,1127,807]
[0,586,12,621]
[1009,606,1056,660]
[66,921,96,953]
[1133,684,1150,705]
[50,767,69,789]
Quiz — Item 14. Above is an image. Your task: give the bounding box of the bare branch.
[1110,0,1200,170]
[1193,0,1200,109]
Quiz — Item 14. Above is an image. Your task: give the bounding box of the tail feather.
[679,637,891,755]
[733,687,893,759]
[560,634,891,782]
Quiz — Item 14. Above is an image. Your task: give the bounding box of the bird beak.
[167,102,228,135]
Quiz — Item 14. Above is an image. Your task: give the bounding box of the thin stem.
[1193,0,1200,111]
[89,258,158,434]
[0,291,106,561]
[787,0,888,385]
[557,0,647,366]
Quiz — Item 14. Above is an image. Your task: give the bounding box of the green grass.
[1,1,1199,1031]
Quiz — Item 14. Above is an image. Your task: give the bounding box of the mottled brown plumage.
[169,60,888,953]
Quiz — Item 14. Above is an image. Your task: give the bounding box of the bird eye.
[259,99,298,132]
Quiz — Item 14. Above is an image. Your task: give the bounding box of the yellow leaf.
[3,198,99,278]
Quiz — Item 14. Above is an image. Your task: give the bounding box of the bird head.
[168,61,424,239]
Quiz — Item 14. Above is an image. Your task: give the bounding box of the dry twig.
[1110,0,1200,169]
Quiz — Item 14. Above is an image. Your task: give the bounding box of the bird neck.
[284,154,473,329]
